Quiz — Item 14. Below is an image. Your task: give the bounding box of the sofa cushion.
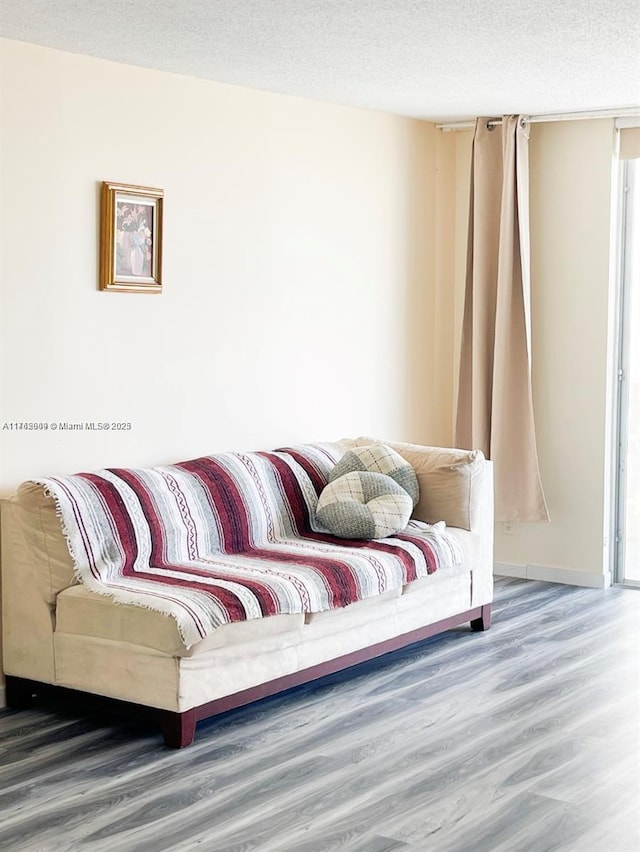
[316,471,413,540]
[55,585,306,657]
[329,444,419,506]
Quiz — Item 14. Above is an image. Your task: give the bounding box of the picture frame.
[99,181,164,293]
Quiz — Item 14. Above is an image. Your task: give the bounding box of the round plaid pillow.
[330,444,419,507]
[316,470,413,540]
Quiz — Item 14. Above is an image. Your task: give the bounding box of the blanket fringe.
[34,479,202,649]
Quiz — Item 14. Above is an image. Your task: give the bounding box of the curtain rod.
[437,106,640,132]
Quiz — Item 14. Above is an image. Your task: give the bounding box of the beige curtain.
[619,127,640,160]
[456,115,549,522]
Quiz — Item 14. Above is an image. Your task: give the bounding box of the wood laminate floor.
[0,578,638,852]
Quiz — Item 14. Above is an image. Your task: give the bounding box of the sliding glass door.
[616,157,640,585]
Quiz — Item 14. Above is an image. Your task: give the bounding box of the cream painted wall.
[489,120,616,579]
[0,39,456,495]
[0,41,462,699]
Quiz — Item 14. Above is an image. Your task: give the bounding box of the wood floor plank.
[0,578,638,852]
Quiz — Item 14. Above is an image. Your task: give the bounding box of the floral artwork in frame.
[99,182,164,293]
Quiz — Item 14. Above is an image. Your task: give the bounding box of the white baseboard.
[495,561,611,589]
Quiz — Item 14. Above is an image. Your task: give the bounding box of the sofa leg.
[160,709,197,748]
[470,604,492,632]
[5,676,37,709]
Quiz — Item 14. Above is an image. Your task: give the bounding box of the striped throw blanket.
[37,442,462,648]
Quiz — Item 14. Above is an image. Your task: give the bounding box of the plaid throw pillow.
[329,444,419,507]
[316,471,413,540]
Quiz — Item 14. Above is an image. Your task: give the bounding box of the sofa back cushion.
[342,437,487,531]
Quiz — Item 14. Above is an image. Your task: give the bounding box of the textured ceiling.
[1,0,639,120]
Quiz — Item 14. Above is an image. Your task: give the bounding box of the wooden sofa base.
[5,603,491,748]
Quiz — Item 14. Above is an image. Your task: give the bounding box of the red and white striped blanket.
[37,442,462,648]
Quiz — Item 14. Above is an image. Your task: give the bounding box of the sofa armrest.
[1,496,58,683]
[341,437,493,532]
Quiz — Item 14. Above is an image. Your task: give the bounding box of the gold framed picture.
[99,181,164,293]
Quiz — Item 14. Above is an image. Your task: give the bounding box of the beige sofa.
[1,439,493,747]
